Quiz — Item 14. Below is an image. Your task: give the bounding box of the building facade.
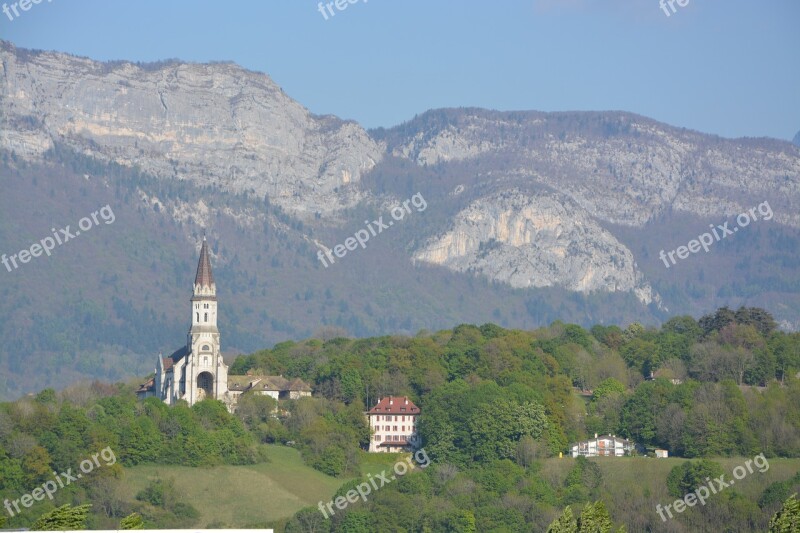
[226,374,312,403]
[570,434,637,457]
[366,396,420,453]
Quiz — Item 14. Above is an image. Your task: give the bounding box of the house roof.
[162,345,189,369]
[571,434,634,447]
[194,236,215,288]
[227,375,312,393]
[367,396,420,415]
[137,377,155,393]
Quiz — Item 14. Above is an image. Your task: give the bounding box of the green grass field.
[120,445,401,527]
[541,456,800,498]
[120,448,800,528]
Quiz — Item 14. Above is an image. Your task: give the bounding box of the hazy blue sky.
[1,0,798,140]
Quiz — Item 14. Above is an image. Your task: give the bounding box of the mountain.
[794,130,800,147]
[1,40,799,400]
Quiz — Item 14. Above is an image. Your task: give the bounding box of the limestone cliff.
[414,190,661,306]
[0,42,383,219]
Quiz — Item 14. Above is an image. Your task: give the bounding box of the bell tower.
[185,236,228,404]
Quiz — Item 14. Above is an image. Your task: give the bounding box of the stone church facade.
[137,237,310,410]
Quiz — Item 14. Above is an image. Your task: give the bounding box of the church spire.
[194,235,215,289]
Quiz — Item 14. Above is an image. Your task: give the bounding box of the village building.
[136,237,311,411]
[366,396,420,453]
[227,374,312,402]
[570,434,638,457]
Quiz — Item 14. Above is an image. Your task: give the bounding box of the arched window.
[204,312,208,322]
[196,312,199,322]
[202,345,210,351]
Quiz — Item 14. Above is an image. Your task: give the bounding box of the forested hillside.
[1,308,799,531]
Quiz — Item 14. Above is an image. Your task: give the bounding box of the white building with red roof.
[366,396,420,453]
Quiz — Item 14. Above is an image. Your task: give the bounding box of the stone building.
[366,396,420,453]
[136,237,310,410]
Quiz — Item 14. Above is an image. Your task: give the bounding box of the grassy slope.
[541,456,800,531]
[121,444,800,529]
[120,446,401,527]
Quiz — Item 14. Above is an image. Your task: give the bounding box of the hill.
[1,316,800,531]
[120,446,398,528]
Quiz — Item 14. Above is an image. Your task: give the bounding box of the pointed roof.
[367,396,420,415]
[194,236,215,288]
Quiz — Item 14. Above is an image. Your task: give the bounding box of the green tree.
[547,506,577,533]
[662,315,702,340]
[315,445,346,477]
[32,504,92,531]
[22,445,53,484]
[235,393,277,430]
[339,368,363,404]
[469,398,547,461]
[623,322,645,341]
[699,307,736,336]
[339,510,373,532]
[136,477,177,508]
[565,456,603,492]
[445,510,476,532]
[769,493,800,532]
[577,501,613,533]
[666,460,723,498]
[120,512,144,530]
[591,378,625,402]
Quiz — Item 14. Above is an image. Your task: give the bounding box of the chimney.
[389,398,393,406]
[404,398,408,405]
[594,433,598,439]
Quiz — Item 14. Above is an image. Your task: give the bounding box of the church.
[137,237,311,409]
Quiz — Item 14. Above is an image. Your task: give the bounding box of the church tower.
[184,236,228,404]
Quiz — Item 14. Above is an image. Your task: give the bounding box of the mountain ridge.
[1,41,798,400]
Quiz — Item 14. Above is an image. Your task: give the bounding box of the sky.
[1,0,798,141]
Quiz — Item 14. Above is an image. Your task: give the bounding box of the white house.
[366,396,420,453]
[570,434,637,457]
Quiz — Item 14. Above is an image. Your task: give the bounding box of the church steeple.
[194,236,215,289]
[191,236,217,328]
[185,235,227,404]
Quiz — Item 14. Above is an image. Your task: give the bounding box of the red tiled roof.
[137,377,155,393]
[367,396,420,415]
[195,237,215,288]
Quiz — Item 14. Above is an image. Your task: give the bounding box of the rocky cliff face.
[0,42,383,219]
[413,190,661,306]
[375,110,799,298]
[2,42,799,310]
[384,110,800,229]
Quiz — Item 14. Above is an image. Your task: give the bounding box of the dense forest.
[1,306,800,531]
